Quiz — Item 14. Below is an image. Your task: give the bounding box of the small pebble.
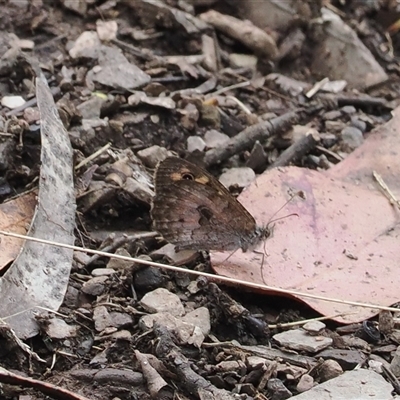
[93,305,113,332]
[181,307,211,336]
[23,107,40,124]
[341,126,364,151]
[318,154,331,169]
[267,378,292,399]
[46,318,79,339]
[219,167,255,189]
[303,320,326,334]
[134,267,166,291]
[341,105,357,115]
[307,155,320,168]
[350,116,367,133]
[107,248,134,270]
[317,359,343,382]
[91,268,116,277]
[137,145,170,168]
[325,120,346,133]
[390,346,400,377]
[109,312,134,328]
[1,95,25,109]
[203,129,229,148]
[81,276,108,296]
[140,288,184,316]
[296,374,314,393]
[96,20,118,41]
[187,135,206,152]
[273,329,332,352]
[368,359,383,374]
[324,110,342,120]
[320,132,338,147]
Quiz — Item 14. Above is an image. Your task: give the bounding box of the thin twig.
[268,132,319,169]
[0,230,399,314]
[0,366,91,400]
[373,170,400,209]
[74,142,112,170]
[268,313,356,329]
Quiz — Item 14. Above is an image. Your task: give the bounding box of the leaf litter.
[0,75,76,339]
[0,1,400,399]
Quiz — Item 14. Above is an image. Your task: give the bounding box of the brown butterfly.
[151,157,270,252]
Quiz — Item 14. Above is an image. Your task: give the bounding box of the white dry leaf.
[0,75,76,339]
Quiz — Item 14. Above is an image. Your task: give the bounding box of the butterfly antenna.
[266,190,303,228]
[217,248,239,265]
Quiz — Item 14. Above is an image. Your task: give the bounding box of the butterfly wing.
[151,157,259,251]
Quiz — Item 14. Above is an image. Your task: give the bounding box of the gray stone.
[1,95,25,109]
[320,132,337,147]
[303,321,326,334]
[137,145,170,168]
[273,329,332,353]
[87,46,150,89]
[109,312,134,328]
[317,359,343,382]
[267,378,292,400]
[63,0,87,16]
[390,345,400,377]
[91,268,116,277]
[341,126,364,150]
[107,248,134,270]
[187,135,206,152]
[109,330,132,341]
[247,356,270,369]
[134,266,166,291]
[350,116,367,133]
[229,53,258,68]
[219,167,256,189]
[93,305,112,332]
[317,348,367,369]
[69,31,101,59]
[336,335,370,351]
[181,307,211,336]
[277,364,307,380]
[140,288,184,316]
[0,138,15,171]
[97,20,118,41]
[139,312,205,347]
[81,276,108,296]
[77,96,105,119]
[64,285,79,308]
[296,374,314,393]
[341,105,357,115]
[291,369,393,399]
[324,110,342,120]
[46,318,79,339]
[325,120,346,133]
[204,129,229,148]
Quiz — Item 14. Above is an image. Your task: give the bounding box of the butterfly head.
[240,224,272,252]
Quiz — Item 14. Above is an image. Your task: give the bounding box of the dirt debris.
[0,1,400,400]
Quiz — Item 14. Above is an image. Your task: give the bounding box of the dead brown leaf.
[211,107,400,324]
[0,193,36,271]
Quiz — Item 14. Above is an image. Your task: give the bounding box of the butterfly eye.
[181,173,194,180]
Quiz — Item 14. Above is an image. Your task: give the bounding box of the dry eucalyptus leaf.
[211,107,400,324]
[0,193,36,271]
[0,75,76,339]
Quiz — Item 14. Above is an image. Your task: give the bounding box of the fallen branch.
[269,131,320,169]
[203,108,318,167]
[0,367,91,400]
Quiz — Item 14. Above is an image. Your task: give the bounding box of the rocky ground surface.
[0,1,400,399]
